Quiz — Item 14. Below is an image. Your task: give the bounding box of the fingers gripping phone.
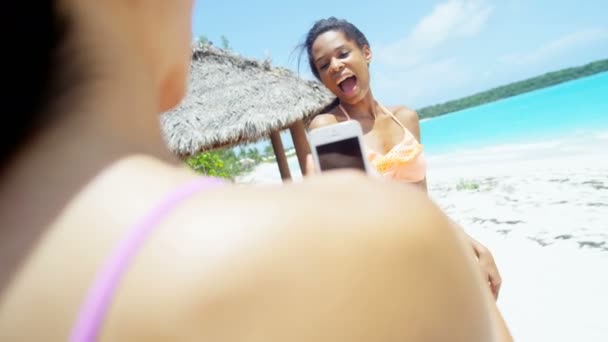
[307,120,372,174]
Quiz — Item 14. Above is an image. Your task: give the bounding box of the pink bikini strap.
[69,176,223,342]
[378,104,409,134]
[338,104,352,120]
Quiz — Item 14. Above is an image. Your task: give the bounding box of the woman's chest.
[362,118,404,155]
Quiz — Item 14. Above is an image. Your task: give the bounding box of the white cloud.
[501,27,608,66]
[410,0,493,49]
[377,0,493,69]
[374,59,476,107]
[372,0,492,106]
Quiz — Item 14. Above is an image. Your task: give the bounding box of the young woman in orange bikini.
[303,17,503,299]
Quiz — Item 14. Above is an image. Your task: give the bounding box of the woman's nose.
[329,58,344,73]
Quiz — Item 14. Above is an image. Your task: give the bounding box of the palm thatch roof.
[161,43,334,157]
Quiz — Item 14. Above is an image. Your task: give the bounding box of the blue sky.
[193,0,608,108]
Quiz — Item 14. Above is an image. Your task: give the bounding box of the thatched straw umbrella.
[161,43,334,180]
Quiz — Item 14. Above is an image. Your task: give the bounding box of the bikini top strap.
[339,103,412,138]
[378,104,409,133]
[69,176,223,342]
[338,104,352,120]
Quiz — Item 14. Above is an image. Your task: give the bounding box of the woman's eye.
[319,63,329,70]
[339,51,350,58]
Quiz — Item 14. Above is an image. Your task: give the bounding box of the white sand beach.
[427,147,608,341]
[237,132,608,341]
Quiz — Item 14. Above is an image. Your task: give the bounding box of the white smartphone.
[307,120,372,174]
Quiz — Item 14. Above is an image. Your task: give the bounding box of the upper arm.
[104,171,505,341]
[393,106,421,142]
[188,176,503,341]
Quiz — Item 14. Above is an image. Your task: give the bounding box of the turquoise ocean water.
[255,71,608,173]
[419,71,608,155]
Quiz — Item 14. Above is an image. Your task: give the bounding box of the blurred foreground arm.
[109,170,512,341]
[306,153,504,300]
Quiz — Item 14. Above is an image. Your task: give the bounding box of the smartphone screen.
[315,137,366,171]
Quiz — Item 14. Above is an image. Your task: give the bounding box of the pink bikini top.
[338,104,426,183]
[69,176,224,342]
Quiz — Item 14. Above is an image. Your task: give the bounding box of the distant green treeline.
[417,58,608,119]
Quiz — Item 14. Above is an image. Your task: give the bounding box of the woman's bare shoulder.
[387,105,421,140]
[106,171,499,341]
[388,105,420,125]
[308,113,340,130]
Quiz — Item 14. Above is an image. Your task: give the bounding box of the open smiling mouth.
[338,76,358,96]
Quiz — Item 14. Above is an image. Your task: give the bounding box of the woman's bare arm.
[101,170,511,341]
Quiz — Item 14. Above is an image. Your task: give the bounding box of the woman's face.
[311,30,372,105]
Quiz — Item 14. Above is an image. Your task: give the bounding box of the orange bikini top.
[338,104,427,183]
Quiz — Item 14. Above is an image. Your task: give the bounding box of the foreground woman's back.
[1,159,506,341]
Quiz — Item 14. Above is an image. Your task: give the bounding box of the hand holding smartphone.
[307,120,372,175]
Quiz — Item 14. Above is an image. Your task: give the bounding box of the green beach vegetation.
[417,58,608,119]
[186,146,269,180]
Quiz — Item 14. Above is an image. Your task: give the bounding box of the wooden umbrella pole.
[289,119,311,176]
[269,130,291,181]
